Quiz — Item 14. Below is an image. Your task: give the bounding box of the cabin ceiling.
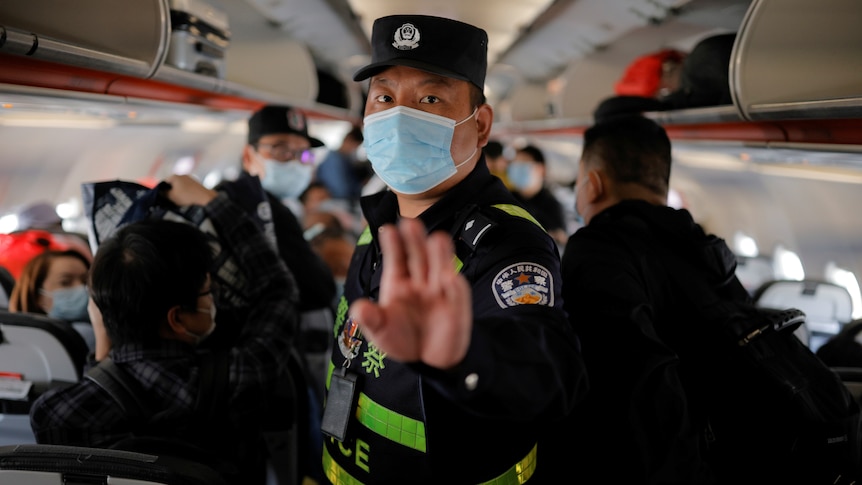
[232,0,751,110]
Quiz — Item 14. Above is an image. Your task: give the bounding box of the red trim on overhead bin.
[107,77,262,111]
[663,122,786,143]
[0,53,266,111]
[505,118,862,147]
[779,119,862,145]
[0,53,114,93]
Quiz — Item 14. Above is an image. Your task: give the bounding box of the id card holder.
[321,367,358,441]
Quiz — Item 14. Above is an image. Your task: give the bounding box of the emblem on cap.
[285,108,305,131]
[392,23,420,50]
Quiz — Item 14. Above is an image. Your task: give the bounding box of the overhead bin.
[730,0,862,121]
[0,0,337,117]
[0,0,169,79]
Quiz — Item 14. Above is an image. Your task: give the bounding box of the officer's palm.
[349,218,472,369]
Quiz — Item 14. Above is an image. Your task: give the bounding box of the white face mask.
[184,303,217,344]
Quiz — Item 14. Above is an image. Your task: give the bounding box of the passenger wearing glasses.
[229,104,336,315]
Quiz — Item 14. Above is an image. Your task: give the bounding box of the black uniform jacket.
[561,200,747,484]
[323,160,587,484]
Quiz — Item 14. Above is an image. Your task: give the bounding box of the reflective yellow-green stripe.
[357,203,540,249]
[323,444,362,485]
[357,226,372,246]
[322,440,538,485]
[478,443,537,485]
[491,203,545,231]
[356,392,427,452]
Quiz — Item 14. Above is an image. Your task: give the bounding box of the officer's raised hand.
[349,217,472,370]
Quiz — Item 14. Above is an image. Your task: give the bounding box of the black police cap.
[247,105,324,147]
[353,15,488,91]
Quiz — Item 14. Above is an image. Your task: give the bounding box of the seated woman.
[8,249,95,351]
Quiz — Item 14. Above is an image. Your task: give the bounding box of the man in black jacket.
[562,115,748,483]
[238,105,336,315]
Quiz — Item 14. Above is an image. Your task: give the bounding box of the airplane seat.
[830,367,862,404]
[0,309,90,446]
[0,443,230,485]
[753,279,853,351]
[0,265,13,309]
[0,309,89,383]
[734,255,775,295]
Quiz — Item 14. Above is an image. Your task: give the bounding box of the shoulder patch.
[492,262,555,308]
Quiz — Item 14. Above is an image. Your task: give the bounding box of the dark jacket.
[30,194,297,485]
[221,172,336,313]
[561,200,746,484]
[323,160,587,484]
[511,186,566,235]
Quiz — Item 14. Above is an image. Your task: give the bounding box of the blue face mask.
[572,180,586,226]
[507,162,538,191]
[261,159,314,199]
[363,106,477,195]
[45,285,90,322]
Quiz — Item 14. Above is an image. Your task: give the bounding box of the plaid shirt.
[30,193,297,452]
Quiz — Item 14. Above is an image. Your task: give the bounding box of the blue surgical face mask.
[363,106,478,195]
[507,162,538,192]
[572,179,586,226]
[261,158,313,199]
[44,284,90,322]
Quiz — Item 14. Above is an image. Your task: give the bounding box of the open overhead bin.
[0,0,351,120]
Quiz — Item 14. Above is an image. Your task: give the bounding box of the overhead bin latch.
[0,26,39,56]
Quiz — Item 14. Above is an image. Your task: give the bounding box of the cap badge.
[285,108,305,131]
[392,23,420,50]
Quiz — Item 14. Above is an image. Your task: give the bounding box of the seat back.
[0,310,89,447]
[735,255,775,295]
[0,309,89,384]
[831,367,862,404]
[755,279,854,350]
[0,443,230,485]
[0,265,13,309]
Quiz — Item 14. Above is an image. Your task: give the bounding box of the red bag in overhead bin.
[615,48,686,98]
[0,230,71,280]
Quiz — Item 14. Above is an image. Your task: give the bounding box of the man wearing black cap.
[321,14,587,484]
[235,104,335,315]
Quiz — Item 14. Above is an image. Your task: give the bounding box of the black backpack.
[649,235,862,484]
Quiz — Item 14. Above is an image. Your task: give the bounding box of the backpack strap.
[85,358,152,419]
[194,350,229,419]
[86,351,229,421]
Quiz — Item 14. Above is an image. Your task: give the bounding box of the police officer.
[320,14,588,484]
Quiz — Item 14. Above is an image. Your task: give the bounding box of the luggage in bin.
[166,0,230,78]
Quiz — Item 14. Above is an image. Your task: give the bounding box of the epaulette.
[454,205,498,253]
